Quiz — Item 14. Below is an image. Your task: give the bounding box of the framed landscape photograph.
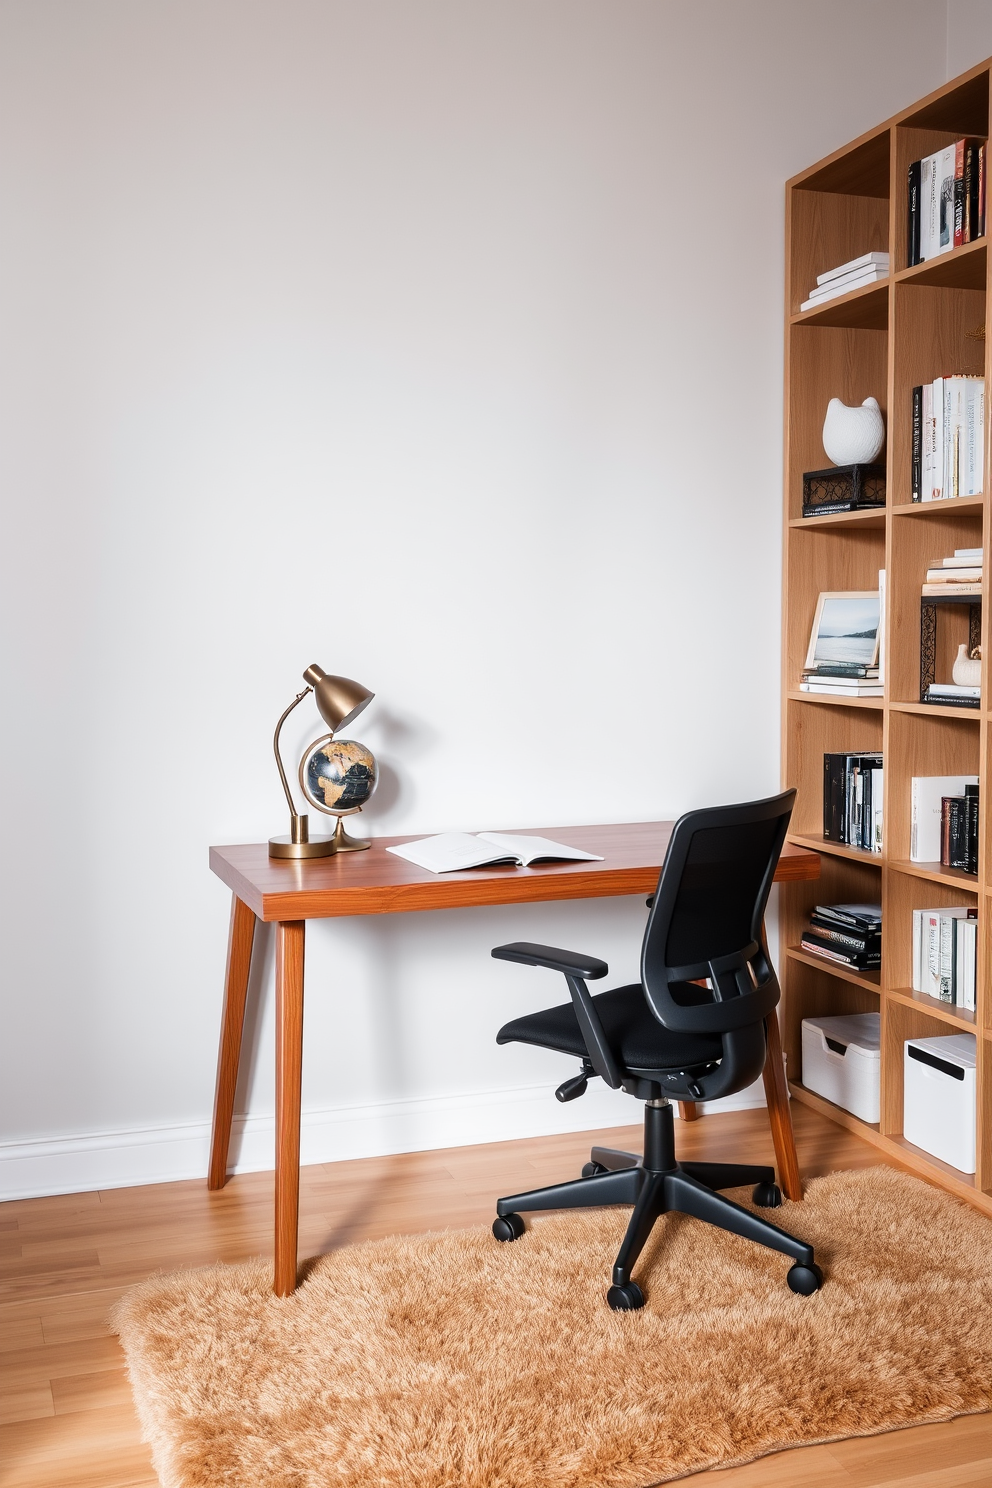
[804,590,881,669]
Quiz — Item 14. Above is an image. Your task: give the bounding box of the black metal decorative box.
[802,464,885,517]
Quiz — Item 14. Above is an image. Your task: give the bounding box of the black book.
[911,384,922,501]
[907,158,921,266]
[943,795,968,870]
[808,916,881,953]
[800,930,881,968]
[966,783,980,873]
[804,662,879,678]
[823,753,847,843]
[813,903,882,931]
[965,142,979,242]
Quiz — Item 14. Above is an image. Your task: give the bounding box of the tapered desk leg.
[274,920,306,1297]
[678,1102,700,1122]
[763,1009,802,1200]
[207,895,257,1190]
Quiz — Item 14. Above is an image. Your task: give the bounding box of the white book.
[937,143,957,256]
[871,766,883,852]
[386,831,603,874]
[954,547,983,557]
[931,377,945,500]
[913,905,949,991]
[799,682,883,695]
[910,775,979,861]
[925,567,983,581]
[965,378,985,496]
[921,907,973,1001]
[927,683,981,699]
[921,151,940,261]
[816,251,889,286]
[805,266,888,301]
[800,268,887,312]
[956,916,977,1011]
[943,377,969,498]
[877,569,886,690]
[922,382,934,500]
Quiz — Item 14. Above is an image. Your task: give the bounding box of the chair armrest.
[492,942,620,1088]
[491,942,609,980]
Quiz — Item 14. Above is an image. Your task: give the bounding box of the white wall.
[948,1,992,77]
[0,2,951,1197]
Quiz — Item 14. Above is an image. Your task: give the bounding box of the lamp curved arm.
[273,687,313,819]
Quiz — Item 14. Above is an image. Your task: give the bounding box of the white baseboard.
[0,1076,775,1202]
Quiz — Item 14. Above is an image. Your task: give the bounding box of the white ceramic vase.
[952,643,982,687]
[822,396,885,465]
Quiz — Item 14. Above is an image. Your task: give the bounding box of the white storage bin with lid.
[903,1033,977,1173]
[801,1012,880,1123]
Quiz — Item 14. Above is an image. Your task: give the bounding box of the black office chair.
[490,790,823,1310]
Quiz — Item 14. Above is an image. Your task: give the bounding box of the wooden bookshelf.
[781,58,992,1213]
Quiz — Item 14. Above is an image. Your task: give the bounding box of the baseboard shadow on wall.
[0,1075,774,1202]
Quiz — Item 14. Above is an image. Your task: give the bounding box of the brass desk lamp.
[269,665,376,859]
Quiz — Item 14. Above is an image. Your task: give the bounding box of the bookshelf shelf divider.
[781,57,992,1212]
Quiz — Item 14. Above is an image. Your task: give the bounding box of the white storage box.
[801,1013,880,1123]
[903,1033,977,1173]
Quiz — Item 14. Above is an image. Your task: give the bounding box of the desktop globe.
[300,737,378,815]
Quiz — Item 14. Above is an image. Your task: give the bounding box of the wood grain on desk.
[209,822,820,921]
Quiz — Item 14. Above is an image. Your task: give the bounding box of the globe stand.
[327,814,370,853]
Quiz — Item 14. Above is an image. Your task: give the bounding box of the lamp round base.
[268,835,340,859]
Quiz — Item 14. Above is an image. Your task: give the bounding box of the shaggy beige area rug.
[113,1165,992,1488]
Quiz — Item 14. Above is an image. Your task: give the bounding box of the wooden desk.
[207,822,820,1294]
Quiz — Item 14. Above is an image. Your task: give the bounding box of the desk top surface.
[210,821,820,922]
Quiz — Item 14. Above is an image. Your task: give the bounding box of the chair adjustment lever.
[556,1063,597,1103]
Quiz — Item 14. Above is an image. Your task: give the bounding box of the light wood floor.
[2,1103,991,1488]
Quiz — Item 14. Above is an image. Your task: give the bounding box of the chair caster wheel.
[582,1161,607,1177]
[607,1281,645,1311]
[753,1181,782,1208]
[492,1213,525,1242]
[787,1261,823,1295]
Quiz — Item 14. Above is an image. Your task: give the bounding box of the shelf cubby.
[782,57,992,1214]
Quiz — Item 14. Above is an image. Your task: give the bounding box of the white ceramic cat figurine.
[822,396,885,465]
[952,644,982,687]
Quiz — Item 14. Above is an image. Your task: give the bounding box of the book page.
[385,833,518,873]
[476,832,603,866]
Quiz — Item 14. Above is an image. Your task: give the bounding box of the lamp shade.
[303,665,374,733]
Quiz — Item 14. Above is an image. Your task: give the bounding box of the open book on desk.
[386,832,604,874]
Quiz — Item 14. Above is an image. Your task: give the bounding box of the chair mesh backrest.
[640,791,795,1035]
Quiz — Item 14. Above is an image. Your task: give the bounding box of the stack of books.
[800,903,881,970]
[823,752,883,852]
[912,905,977,1009]
[941,783,980,872]
[801,663,881,697]
[907,138,986,266]
[923,546,983,597]
[911,377,985,500]
[800,252,889,312]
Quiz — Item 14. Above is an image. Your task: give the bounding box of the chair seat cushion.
[496,983,723,1072]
